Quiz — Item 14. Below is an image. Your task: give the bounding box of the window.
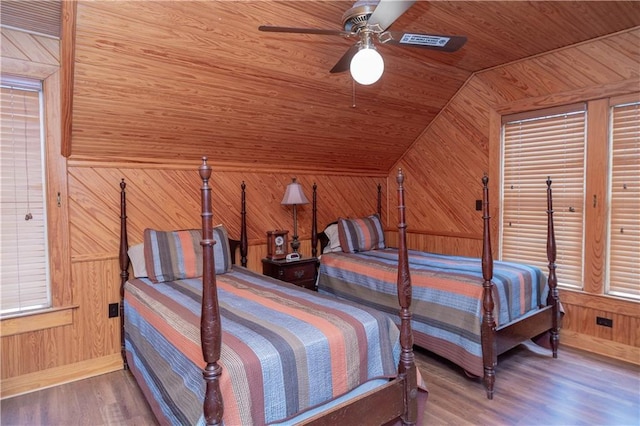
[0,75,51,316]
[607,99,640,299]
[501,104,586,290]
[501,95,640,300]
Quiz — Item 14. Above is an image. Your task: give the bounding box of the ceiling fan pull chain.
[352,78,356,108]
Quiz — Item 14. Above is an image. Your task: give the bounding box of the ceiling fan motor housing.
[342,1,378,32]
[258,0,467,77]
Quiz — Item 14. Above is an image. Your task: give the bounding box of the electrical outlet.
[108,302,119,318]
[475,200,482,211]
[596,316,613,328]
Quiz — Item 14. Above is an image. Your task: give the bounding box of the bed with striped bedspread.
[317,249,548,377]
[124,265,402,425]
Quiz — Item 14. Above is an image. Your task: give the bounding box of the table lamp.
[281,177,309,254]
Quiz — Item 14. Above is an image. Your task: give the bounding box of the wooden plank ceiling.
[63,1,640,172]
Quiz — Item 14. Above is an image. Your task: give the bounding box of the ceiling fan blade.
[258,25,351,36]
[330,44,360,74]
[366,0,415,32]
[384,32,467,52]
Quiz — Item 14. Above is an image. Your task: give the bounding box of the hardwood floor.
[419,343,639,425]
[1,344,638,425]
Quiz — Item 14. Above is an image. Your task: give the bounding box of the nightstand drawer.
[281,261,315,283]
[262,257,318,290]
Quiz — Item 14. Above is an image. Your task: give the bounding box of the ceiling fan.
[258,0,467,85]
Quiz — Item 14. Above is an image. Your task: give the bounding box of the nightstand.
[262,257,318,290]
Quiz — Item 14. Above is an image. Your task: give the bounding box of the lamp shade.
[281,178,309,205]
[350,47,384,85]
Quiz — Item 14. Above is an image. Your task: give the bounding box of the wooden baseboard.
[0,353,123,399]
[560,330,640,366]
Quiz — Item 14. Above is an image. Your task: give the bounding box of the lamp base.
[291,237,300,254]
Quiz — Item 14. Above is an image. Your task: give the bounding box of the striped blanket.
[317,249,548,377]
[124,266,401,425]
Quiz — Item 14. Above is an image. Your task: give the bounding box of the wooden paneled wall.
[391,28,640,364]
[67,163,387,264]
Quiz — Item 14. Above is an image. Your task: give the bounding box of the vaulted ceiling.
[4,1,640,173]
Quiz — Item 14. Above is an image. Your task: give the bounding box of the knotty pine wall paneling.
[67,165,388,266]
[390,29,640,364]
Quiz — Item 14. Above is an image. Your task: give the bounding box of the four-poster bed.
[118,159,424,425]
[314,175,560,399]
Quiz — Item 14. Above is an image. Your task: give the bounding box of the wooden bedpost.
[395,168,418,425]
[546,177,560,357]
[480,174,497,400]
[377,183,382,217]
[240,181,248,267]
[199,157,224,425]
[119,179,129,370]
[312,183,318,258]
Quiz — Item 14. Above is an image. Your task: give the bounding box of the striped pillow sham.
[143,226,232,283]
[337,214,385,253]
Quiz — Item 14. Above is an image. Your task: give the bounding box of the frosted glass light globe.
[349,48,384,85]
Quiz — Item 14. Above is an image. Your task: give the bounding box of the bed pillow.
[128,243,148,278]
[322,223,342,254]
[337,214,385,253]
[211,225,233,273]
[143,226,232,283]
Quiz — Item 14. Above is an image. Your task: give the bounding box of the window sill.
[0,306,78,337]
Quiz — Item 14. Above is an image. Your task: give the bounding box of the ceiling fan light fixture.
[349,46,384,85]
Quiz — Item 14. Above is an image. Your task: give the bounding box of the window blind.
[501,105,586,289]
[607,101,640,299]
[0,77,51,316]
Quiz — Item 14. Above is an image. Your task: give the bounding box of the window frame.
[0,45,74,335]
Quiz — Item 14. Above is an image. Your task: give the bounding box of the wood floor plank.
[1,344,638,425]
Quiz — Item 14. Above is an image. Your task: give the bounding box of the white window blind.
[606,100,640,299]
[1,76,51,316]
[501,104,586,289]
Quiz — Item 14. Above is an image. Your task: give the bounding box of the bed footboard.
[481,175,559,399]
[310,169,419,425]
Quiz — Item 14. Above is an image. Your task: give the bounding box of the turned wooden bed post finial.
[395,168,418,425]
[546,176,560,357]
[199,157,224,425]
[119,178,129,369]
[480,173,497,399]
